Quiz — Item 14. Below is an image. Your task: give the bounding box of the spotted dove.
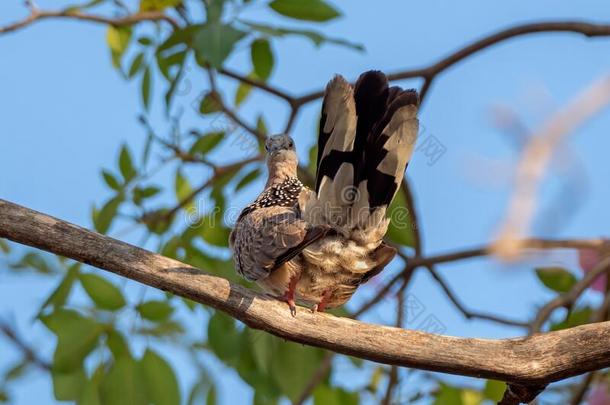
[230,71,419,315]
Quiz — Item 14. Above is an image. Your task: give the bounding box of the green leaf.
[206,386,217,405]
[143,208,174,235]
[80,273,126,311]
[128,53,145,78]
[235,168,261,191]
[200,215,231,247]
[535,267,578,293]
[208,311,241,365]
[235,82,252,106]
[41,309,104,372]
[136,320,185,337]
[107,329,130,359]
[550,306,593,331]
[52,368,86,401]
[194,22,246,68]
[190,132,225,155]
[313,385,358,405]
[433,384,463,405]
[119,144,136,182]
[461,389,482,405]
[251,38,274,81]
[10,252,55,274]
[142,66,152,110]
[175,170,195,212]
[269,340,325,401]
[483,380,506,402]
[199,92,222,115]
[269,0,340,22]
[138,36,153,46]
[102,170,121,191]
[385,188,415,247]
[186,380,208,405]
[64,0,105,12]
[136,300,175,322]
[79,378,102,405]
[140,350,181,405]
[247,329,274,375]
[307,143,318,179]
[133,186,161,205]
[139,0,181,11]
[0,238,9,253]
[38,263,80,314]
[4,360,30,382]
[156,49,186,81]
[205,0,224,22]
[93,195,123,234]
[106,26,132,68]
[243,21,363,51]
[256,115,268,136]
[100,357,147,405]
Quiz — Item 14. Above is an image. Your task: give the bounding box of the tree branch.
[0,8,179,34]
[493,72,610,259]
[3,199,610,387]
[295,20,610,106]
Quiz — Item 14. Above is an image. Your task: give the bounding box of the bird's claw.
[289,302,297,317]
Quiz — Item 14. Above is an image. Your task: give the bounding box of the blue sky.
[2,0,610,404]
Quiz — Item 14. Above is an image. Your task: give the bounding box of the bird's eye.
[288,141,294,148]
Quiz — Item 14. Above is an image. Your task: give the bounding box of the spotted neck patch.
[238,177,304,220]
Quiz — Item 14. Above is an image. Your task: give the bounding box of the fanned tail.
[304,71,419,242]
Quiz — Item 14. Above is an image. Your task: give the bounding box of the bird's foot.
[311,290,332,314]
[281,274,299,317]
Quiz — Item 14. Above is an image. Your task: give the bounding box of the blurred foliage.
[0,0,605,404]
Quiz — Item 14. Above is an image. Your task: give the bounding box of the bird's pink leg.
[312,289,332,313]
[281,274,299,317]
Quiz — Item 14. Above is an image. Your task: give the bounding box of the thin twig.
[0,8,179,34]
[382,290,406,405]
[219,68,295,104]
[408,238,610,268]
[425,265,529,328]
[206,69,267,142]
[570,371,596,405]
[0,321,50,370]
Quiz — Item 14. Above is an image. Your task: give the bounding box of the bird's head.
[264,134,298,185]
[265,134,296,155]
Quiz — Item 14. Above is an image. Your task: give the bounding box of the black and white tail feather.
[302,70,419,246]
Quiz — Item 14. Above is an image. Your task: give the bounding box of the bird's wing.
[232,208,311,282]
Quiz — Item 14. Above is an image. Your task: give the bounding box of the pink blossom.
[588,383,610,405]
[578,248,607,293]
